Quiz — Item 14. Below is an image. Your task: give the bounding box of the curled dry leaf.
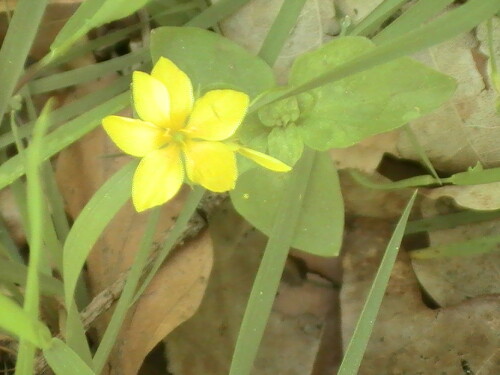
[165,203,336,375]
[214,0,336,83]
[56,105,213,374]
[341,217,500,374]
[411,197,500,307]
[397,20,500,209]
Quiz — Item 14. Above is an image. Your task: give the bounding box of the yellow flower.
[102,57,291,212]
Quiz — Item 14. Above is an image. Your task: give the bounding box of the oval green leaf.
[290,36,457,150]
[231,152,344,256]
[150,27,275,98]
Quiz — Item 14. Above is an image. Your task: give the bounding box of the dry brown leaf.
[411,197,500,307]
[0,2,82,59]
[339,170,415,219]
[341,217,500,374]
[396,19,500,210]
[165,203,336,375]
[106,232,212,375]
[214,0,336,83]
[56,100,213,374]
[330,130,400,174]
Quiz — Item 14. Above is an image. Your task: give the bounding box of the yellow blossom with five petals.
[102,57,291,212]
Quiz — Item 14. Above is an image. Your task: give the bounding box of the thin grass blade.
[337,191,417,375]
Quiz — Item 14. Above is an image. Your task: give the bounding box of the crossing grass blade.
[0,259,63,297]
[411,234,500,259]
[43,338,96,375]
[263,0,500,107]
[373,0,456,44]
[185,0,252,28]
[30,50,148,95]
[349,0,407,37]
[406,209,500,235]
[337,191,417,375]
[0,76,130,150]
[0,92,130,190]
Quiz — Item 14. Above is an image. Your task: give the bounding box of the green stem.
[229,148,315,375]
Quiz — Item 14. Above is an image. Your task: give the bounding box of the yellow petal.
[237,147,292,172]
[183,141,237,192]
[184,90,249,141]
[151,57,193,129]
[132,145,184,212]
[102,116,168,157]
[132,71,171,128]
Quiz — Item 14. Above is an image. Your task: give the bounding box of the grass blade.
[0,293,51,349]
[43,338,96,375]
[349,0,407,37]
[337,191,417,375]
[92,208,161,373]
[267,0,500,107]
[0,0,48,122]
[0,75,130,150]
[0,259,63,297]
[132,186,206,302]
[0,92,130,190]
[406,209,500,235]
[373,0,455,44]
[15,99,53,374]
[258,0,308,66]
[185,0,251,28]
[30,50,147,95]
[411,234,500,259]
[229,148,316,375]
[62,162,135,307]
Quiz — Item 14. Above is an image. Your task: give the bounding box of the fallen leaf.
[411,197,500,307]
[214,0,336,83]
[341,217,500,374]
[396,21,500,209]
[165,202,336,375]
[339,170,415,219]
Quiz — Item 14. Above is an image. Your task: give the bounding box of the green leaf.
[150,27,275,98]
[267,125,304,166]
[289,36,456,151]
[231,151,343,256]
[0,293,51,349]
[337,191,417,375]
[43,338,96,375]
[51,0,151,54]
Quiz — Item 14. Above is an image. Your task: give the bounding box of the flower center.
[171,130,187,144]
